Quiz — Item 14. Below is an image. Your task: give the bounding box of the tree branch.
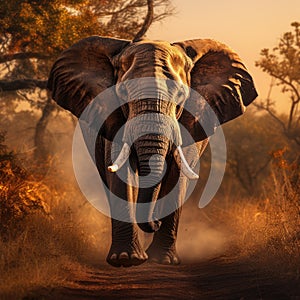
[0,79,48,91]
[230,151,252,195]
[254,101,287,132]
[288,100,296,131]
[133,0,154,42]
[253,156,272,178]
[98,2,145,17]
[0,52,49,63]
[253,78,287,132]
[269,71,300,102]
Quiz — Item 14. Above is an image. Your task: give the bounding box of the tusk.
[174,146,199,180]
[108,143,131,173]
[107,164,119,173]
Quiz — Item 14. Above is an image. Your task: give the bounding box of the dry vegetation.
[0,133,111,298]
[0,1,298,298]
[215,166,300,278]
[0,126,299,298]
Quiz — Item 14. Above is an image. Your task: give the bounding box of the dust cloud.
[61,145,227,264]
[14,112,227,265]
[178,204,228,263]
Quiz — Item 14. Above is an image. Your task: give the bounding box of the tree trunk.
[34,94,55,165]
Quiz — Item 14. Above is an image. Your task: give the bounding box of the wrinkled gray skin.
[48,36,257,267]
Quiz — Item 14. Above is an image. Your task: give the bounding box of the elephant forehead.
[117,41,191,84]
[121,41,187,66]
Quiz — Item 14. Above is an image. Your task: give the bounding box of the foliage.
[223,109,288,195]
[0,135,109,298]
[0,132,49,239]
[256,22,300,85]
[230,165,300,279]
[0,0,173,55]
[255,22,300,146]
[0,0,174,160]
[0,0,173,93]
[0,0,94,56]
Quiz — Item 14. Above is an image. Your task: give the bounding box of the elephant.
[47,36,257,267]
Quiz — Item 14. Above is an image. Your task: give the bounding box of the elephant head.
[47,36,257,232]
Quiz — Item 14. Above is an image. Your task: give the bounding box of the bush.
[0,132,49,239]
[224,160,300,279]
[0,131,109,298]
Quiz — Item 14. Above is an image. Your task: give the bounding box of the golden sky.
[148,0,300,113]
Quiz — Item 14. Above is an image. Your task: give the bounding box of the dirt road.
[26,256,299,299]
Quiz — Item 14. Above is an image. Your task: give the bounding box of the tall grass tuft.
[0,132,109,298]
[223,153,300,279]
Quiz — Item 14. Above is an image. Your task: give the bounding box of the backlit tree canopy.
[0,0,173,160]
[0,0,173,56]
[255,22,300,146]
[0,0,174,93]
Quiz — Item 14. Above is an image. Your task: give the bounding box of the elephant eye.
[177,89,185,99]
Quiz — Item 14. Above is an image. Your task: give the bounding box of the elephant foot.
[146,244,181,265]
[106,242,148,267]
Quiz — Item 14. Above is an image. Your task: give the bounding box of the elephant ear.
[47,36,130,141]
[174,39,258,144]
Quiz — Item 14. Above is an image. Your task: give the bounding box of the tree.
[223,109,287,196]
[0,0,173,161]
[255,22,300,147]
[227,22,300,195]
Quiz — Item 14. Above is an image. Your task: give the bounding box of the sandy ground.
[25,256,299,300]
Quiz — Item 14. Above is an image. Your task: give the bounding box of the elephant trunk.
[106,98,199,232]
[134,134,170,233]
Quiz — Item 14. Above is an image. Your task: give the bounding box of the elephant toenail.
[173,257,180,265]
[110,253,117,261]
[130,253,139,260]
[161,257,171,264]
[119,252,129,260]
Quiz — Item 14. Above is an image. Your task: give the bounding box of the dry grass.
[0,136,299,298]
[0,183,110,298]
[210,166,300,280]
[0,155,110,299]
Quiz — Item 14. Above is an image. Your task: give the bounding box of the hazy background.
[148,0,300,112]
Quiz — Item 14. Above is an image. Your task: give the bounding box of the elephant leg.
[96,139,147,267]
[107,218,147,267]
[146,207,183,265]
[107,172,148,267]
[146,163,188,265]
[146,142,206,265]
